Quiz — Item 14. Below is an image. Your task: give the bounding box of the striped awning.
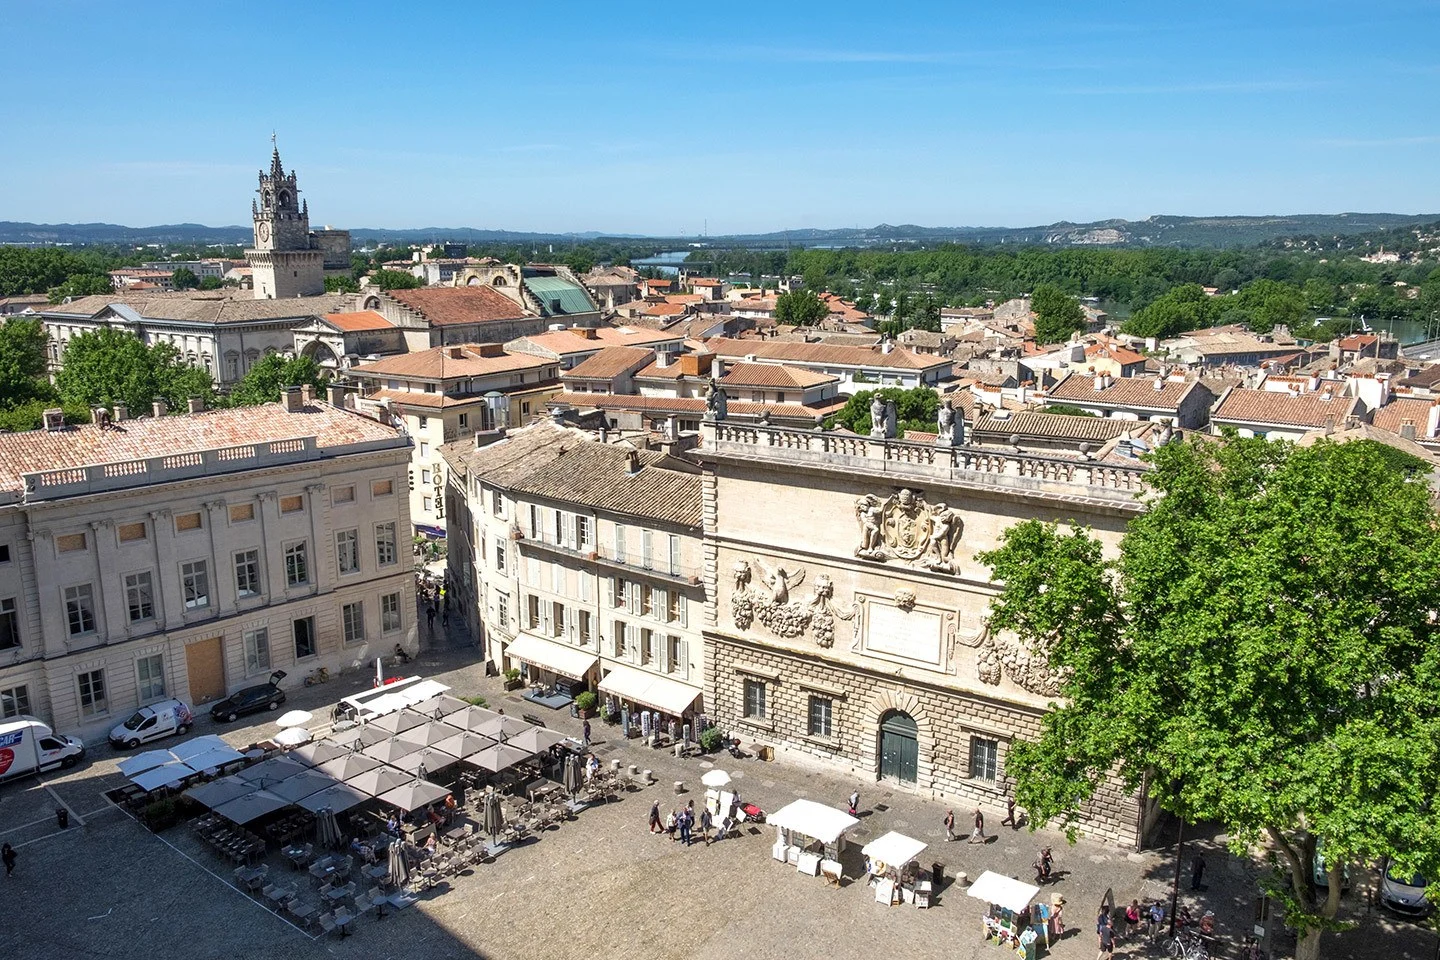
[505,633,597,680]
[597,664,699,717]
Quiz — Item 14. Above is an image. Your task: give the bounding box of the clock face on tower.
[257,221,270,242]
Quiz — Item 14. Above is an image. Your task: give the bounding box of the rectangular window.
[576,515,592,550]
[644,586,658,618]
[77,668,107,717]
[229,503,255,523]
[0,598,19,650]
[381,592,402,633]
[551,601,564,639]
[529,504,541,540]
[491,488,503,516]
[279,495,304,514]
[668,534,681,576]
[667,635,685,675]
[969,737,999,781]
[527,594,541,630]
[422,496,433,513]
[613,577,627,608]
[613,523,626,563]
[234,549,261,598]
[175,512,202,533]
[578,610,592,644]
[57,532,87,553]
[65,584,96,635]
[458,413,468,428]
[0,684,30,719]
[496,592,509,628]
[371,479,394,498]
[117,521,147,543]
[124,571,155,622]
[293,616,317,659]
[578,572,591,603]
[628,582,642,617]
[551,563,564,596]
[743,678,767,719]
[641,529,653,570]
[136,653,165,701]
[420,441,429,457]
[0,544,9,563]
[418,416,428,429]
[421,468,431,485]
[494,541,507,574]
[285,542,309,586]
[244,627,270,675]
[666,590,682,624]
[612,619,626,658]
[342,601,365,645]
[332,485,355,505]
[807,696,833,738]
[336,529,359,574]
[640,628,654,665]
[181,560,210,609]
[375,522,397,566]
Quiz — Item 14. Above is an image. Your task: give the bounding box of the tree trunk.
[1295,926,1323,960]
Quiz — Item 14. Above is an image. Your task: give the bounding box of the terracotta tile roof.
[640,302,691,316]
[509,326,684,359]
[384,286,530,326]
[1396,364,1440,389]
[350,344,556,380]
[41,292,354,325]
[1047,372,1207,412]
[323,310,393,332]
[705,337,947,371]
[0,401,403,495]
[664,294,704,305]
[463,422,701,527]
[1084,342,1145,366]
[1212,387,1361,428]
[1337,333,1380,351]
[972,410,1145,443]
[718,362,837,389]
[1371,397,1437,434]
[561,347,655,380]
[731,298,777,312]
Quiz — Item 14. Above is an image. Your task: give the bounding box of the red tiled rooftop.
[323,310,393,332]
[385,286,531,326]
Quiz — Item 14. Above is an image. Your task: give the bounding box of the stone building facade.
[0,393,413,739]
[698,421,1147,846]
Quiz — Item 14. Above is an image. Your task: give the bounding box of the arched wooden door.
[879,710,918,784]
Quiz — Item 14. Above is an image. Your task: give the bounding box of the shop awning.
[597,664,700,717]
[966,870,1040,913]
[505,633,598,680]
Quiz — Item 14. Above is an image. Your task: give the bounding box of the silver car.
[1379,858,1432,918]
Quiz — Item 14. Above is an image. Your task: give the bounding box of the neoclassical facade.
[698,421,1147,846]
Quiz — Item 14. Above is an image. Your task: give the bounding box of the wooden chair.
[317,912,337,937]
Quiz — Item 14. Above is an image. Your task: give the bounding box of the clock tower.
[246,144,325,299]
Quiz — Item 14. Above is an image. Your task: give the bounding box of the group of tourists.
[647,799,721,846]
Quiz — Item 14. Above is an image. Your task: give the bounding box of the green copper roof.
[524,276,596,317]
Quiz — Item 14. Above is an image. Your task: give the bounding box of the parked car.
[1311,839,1351,892]
[108,698,194,749]
[209,671,287,723]
[1379,858,1432,918]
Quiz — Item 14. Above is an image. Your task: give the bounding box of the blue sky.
[3,1,1438,234]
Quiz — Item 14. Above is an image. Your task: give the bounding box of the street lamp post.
[1169,815,1186,937]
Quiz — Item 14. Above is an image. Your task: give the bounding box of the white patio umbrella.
[273,727,312,748]
[275,709,314,729]
[701,769,732,789]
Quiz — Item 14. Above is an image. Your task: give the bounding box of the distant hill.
[2,213,1436,249]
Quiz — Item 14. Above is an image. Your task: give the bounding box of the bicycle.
[303,666,330,687]
[1167,931,1210,960]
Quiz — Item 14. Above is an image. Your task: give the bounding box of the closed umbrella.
[316,807,344,849]
[562,753,583,796]
[470,741,532,773]
[318,753,382,781]
[186,776,259,809]
[387,836,410,890]
[275,709,314,729]
[482,790,505,840]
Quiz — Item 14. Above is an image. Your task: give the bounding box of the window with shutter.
[613,577,627,608]
[627,583,642,616]
[614,524,626,562]
[551,563,564,595]
[578,572,591,602]
[641,529,653,570]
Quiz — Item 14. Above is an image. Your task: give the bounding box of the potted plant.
[698,726,724,755]
[502,667,523,691]
[574,691,598,718]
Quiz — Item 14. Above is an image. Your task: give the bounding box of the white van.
[0,717,85,782]
[108,698,194,749]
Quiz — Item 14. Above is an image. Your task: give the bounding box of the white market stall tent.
[862,831,931,907]
[966,871,1040,913]
[967,870,1048,958]
[766,799,859,880]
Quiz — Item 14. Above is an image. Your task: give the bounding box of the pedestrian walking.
[426,605,436,633]
[679,809,692,846]
[1147,901,1165,941]
[1191,852,1207,890]
[968,807,985,843]
[1097,921,1115,960]
[582,719,591,748]
[1123,900,1141,941]
[649,801,662,834]
[2,843,14,877]
[441,607,449,627]
[1001,795,1017,828]
[700,808,713,846]
[1051,895,1066,937]
[847,790,860,817]
[943,809,956,842]
[665,810,677,840]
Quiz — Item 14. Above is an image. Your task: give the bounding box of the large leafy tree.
[829,386,939,435]
[1031,283,1086,344]
[55,327,213,415]
[226,353,327,407]
[0,316,51,406]
[979,436,1440,960]
[774,289,830,326]
[369,269,423,290]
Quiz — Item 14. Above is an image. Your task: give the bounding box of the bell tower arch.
[246,140,324,299]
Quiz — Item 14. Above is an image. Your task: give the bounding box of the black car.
[210,670,287,723]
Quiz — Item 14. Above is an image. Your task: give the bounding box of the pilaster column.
[26,529,64,656]
[204,499,234,616]
[256,492,285,599]
[149,509,182,629]
[305,484,327,594]
[88,519,121,641]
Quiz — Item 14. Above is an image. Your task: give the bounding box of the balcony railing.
[514,529,701,584]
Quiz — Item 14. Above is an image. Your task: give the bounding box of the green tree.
[1122,283,1219,339]
[774,289,830,326]
[1031,283,1086,344]
[979,437,1440,960]
[198,275,224,290]
[46,273,113,303]
[562,251,595,276]
[830,387,939,435]
[1233,278,1308,333]
[171,267,200,290]
[324,275,360,293]
[55,327,213,415]
[370,269,423,290]
[227,353,327,407]
[0,317,52,406]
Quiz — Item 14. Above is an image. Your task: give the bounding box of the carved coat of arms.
[855,487,963,574]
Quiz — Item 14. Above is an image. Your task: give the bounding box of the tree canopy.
[829,386,939,436]
[1031,283,1086,344]
[171,267,200,290]
[226,353,327,407]
[369,269,423,290]
[774,289,829,326]
[55,328,213,416]
[979,436,1440,959]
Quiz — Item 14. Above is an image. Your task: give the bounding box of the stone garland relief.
[730,560,857,648]
[854,487,963,573]
[975,630,1065,697]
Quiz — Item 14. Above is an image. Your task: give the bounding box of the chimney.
[1093,376,1105,391]
[112,403,128,422]
[626,448,640,474]
[282,386,303,413]
[42,408,65,432]
[301,384,314,405]
[655,349,670,368]
[576,327,598,340]
[1400,418,1418,440]
[326,383,347,407]
[152,397,168,418]
[187,395,205,414]
[1152,378,1164,391]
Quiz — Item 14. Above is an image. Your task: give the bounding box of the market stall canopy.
[131,761,190,792]
[275,709,313,729]
[185,776,259,809]
[505,632,598,680]
[597,664,700,717]
[266,769,340,804]
[118,750,180,779]
[170,735,235,762]
[432,730,494,761]
[767,799,859,845]
[180,745,247,773]
[408,694,470,719]
[345,765,410,798]
[966,870,1041,913]
[299,782,370,814]
[861,831,928,867]
[214,789,290,825]
[289,740,354,766]
[317,753,382,781]
[441,705,502,733]
[377,779,450,813]
[237,756,309,785]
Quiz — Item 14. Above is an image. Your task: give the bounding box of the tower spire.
[270,132,283,177]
